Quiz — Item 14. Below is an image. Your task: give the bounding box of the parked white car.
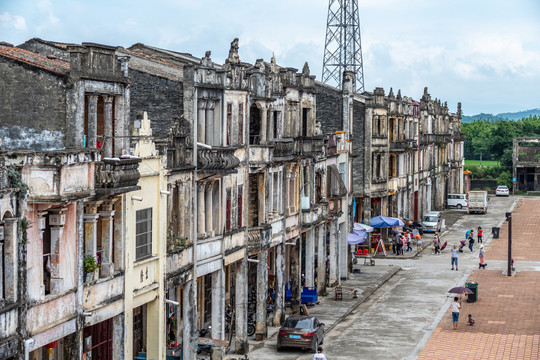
[496,186,510,196]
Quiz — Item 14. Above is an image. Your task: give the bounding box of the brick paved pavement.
[488,198,540,262]
[419,199,540,360]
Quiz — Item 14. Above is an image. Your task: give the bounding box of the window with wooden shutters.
[238,103,244,145]
[136,208,152,260]
[237,185,243,228]
[226,188,231,231]
[227,103,233,145]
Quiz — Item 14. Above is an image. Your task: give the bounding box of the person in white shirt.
[313,346,327,360]
[451,296,461,330]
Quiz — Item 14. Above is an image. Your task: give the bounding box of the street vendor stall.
[369,216,405,254]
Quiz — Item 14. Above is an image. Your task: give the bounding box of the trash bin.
[466,282,478,303]
[492,227,500,239]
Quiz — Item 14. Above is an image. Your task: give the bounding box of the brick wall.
[0,58,66,150]
[352,99,366,195]
[315,83,342,135]
[129,69,184,140]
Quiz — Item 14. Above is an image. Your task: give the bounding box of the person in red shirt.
[477,226,483,244]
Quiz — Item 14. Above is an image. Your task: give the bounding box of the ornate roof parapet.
[225,38,240,65]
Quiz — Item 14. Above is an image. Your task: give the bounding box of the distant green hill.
[462,108,540,122]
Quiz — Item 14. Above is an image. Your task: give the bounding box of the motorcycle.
[247,313,256,337]
[196,326,212,355]
[403,218,424,235]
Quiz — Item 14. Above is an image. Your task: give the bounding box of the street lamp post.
[506,212,512,276]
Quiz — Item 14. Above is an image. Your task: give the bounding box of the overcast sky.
[2,0,539,115]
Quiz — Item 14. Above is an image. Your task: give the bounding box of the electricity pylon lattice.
[322,0,365,92]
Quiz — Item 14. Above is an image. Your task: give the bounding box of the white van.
[447,193,467,209]
[422,211,442,233]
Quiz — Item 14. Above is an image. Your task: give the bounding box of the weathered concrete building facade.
[513,137,540,192]
[0,41,140,360]
[348,86,464,227]
[1,36,462,360]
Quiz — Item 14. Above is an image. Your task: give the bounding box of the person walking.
[468,231,475,252]
[451,245,459,271]
[406,230,413,251]
[416,233,423,252]
[477,226,483,244]
[399,233,405,255]
[434,232,441,254]
[313,346,327,360]
[451,296,461,330]
[393,231,400,255]
[479,244,486,269]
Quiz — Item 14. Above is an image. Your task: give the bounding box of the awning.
[370,216,405,228]
[327,164,347,198]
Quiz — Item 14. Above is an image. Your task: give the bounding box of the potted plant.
[83,255,100,282]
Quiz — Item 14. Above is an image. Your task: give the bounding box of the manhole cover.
[498,294,514,298]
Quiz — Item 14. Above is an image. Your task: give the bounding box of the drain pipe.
[24,338,34,360]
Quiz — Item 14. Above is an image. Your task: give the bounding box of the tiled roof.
[0,42,69,75]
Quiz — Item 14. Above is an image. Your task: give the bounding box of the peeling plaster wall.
[0,58,66,151]
[26,291,77,335]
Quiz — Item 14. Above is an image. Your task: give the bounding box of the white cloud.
[0,12,27,30]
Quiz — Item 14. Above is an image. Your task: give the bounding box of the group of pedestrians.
[393,229,422,255]
[451,226,486,271]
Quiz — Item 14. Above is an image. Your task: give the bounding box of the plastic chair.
[357,249,362,256]
[363,249,369,256]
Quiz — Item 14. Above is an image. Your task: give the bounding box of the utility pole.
[322,0,365,92]
[506,212,512,276]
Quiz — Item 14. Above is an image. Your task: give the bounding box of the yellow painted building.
[124,112,167,360]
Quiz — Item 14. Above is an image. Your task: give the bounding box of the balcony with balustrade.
[197,147,240,174]
[95,156,141,194]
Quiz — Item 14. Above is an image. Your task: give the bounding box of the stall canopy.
[370,216,405,228]
[348,222,374,245]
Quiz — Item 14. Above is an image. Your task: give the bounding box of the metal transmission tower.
[322,0,365,92]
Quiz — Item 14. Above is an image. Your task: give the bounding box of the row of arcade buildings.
[0,37,464,359]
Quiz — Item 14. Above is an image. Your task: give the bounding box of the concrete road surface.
[246,195,515,360]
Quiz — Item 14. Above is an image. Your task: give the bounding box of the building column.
[113,200,124,272]
[211,269,225,340]
[183,280,197,360]
[103,95,114,157]
[198,100,206,144]
[113,313,125,360]
[317,224,327,295]
[234,260,248,354]
[329,220,338,287]
[206,101,215,146]
[198,184,206,236]
[339,221,348,280]
[3,218,17,302]
[273,243,284,326]
[87,94,99,149]
[99,202,116,278]
[84,204,99,280]
[290,240,300,314]
[113,95,124,157]
[49,208,66,294]
[260,105,267,145]
[305,229,315,288]
[205,183,213,235]
[37,211,47,298]
[255,250,268,340]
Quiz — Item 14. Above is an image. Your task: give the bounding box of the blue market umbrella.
[348,230,368,245]
[370,216,405,228]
